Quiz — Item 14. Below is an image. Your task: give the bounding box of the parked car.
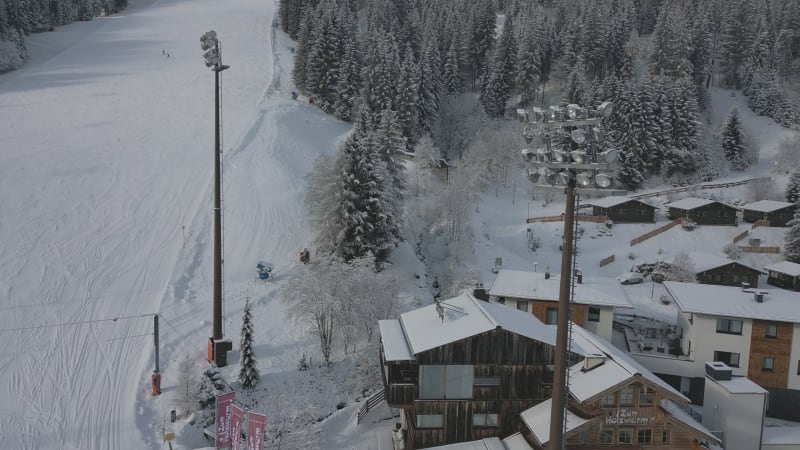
[617,272,644,285]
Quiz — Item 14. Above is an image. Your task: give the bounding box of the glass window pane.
[731,320,743,334]
[419,366,445,399]
[599,430,614,444]
[486,414,498,426]
[417,414,443,428]
[766,324,777,338]
[445,365,473,399]
[731,352,740,367]
[619,429,633,444]
[474,377,500,386]
[472,414,485,426]
[588,307,600,322]
[546,308,558,325]
[620,386,634,406]
[638,429,652,444]
[639,386,655,406]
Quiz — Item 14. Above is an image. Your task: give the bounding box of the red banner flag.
[230,404,244,450]
[215,392,235,449]
[246,411,267,450]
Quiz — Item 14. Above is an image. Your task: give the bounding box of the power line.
[0,313,155,334]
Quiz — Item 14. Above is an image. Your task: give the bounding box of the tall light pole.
[201,31,231,365]
[518,102,621,449]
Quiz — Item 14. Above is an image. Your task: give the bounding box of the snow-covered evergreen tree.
[784,206,800,263]
[649,5,692,80]
[721,106,749,171]
[786,169,800,204]
[362,31,400,117]
[719,0,755,89]
[663,77,700,176]
[292,7,314,93]
[687,10,713,109]
[514,20,540,107]
[238,298,260,389]
[395,48,419,146]
[442,41,463,94]
[332,4,361,122]
[416,38,441,137]
[480,17,516,118]
[197,367,227,410]
[613,82,660,188]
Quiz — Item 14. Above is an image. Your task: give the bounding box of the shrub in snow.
[197,367,226,410]
[786,169,800,204]
[784,206,800,264]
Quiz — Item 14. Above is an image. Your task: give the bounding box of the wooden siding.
[592,202,656,223]
[667,203,738,225]
[528,300,585,327]
[748,320,793,389]
[767,272,800,291]
[414,329,552,365]
[696,264,761,287]
[743,205,797,227]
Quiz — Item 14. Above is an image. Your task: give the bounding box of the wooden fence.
[753,219,770,228]
[526,215,608,224]
[733,229,749,243]
[357,388,386,425]
[599,254,615,267]
[738,246,781,254]
[629,177,772,200]
[630,219,683,246]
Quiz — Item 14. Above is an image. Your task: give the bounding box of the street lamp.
[518,102,623,449]
[201,30,231,366]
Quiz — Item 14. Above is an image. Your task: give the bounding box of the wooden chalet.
[665,197,738,226]
[765,261,800,291]
[378,294,566,450]
[584,196,656,223]
[419,327,720,450]
[741,200,798,227]
[682,251,763,287]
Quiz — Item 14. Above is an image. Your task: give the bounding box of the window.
[797,360,800,376]
[766,323,778,339]
[578,430,589,445]
[716,318,743,335]
[714,351,741,367]
[474,377,500,386]
[516,300,528,312]
[639,386,655,406]
[599,429,614,444]
[416,414,443,428]
[472,413,498,427]
[637,429,653,444]
[662,430,671,444]
[546,308,558,325]
[618,429,633,444]
[601,393,616,407]
[419,365,473,399]
[763,357,775,372]
[588,307,601,322]
[619,386,634,407]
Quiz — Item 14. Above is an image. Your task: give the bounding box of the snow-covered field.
[1,0,798,448]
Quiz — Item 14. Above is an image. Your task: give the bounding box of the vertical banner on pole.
[246,411,266,450]
[230,404,244,450]
[215,392,235,449]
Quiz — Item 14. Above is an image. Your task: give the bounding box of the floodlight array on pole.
[517,102,621,449]
[201,30,230,363]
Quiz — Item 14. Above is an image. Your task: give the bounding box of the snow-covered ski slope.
[0,0,351,447]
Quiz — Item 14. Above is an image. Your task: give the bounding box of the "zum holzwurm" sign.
[605,409,656,425]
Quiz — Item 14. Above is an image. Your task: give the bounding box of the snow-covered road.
[0,0,347,446]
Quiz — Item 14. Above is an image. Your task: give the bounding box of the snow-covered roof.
[585,196,654,209]
[488,270,632,308]
[519,399,593,447]
[387,293,556,357]
[420,438,506,450]
[669,251,763,274]
[665,197,733,210]
[742,199,795,213]
[765,261,800,277]
[709,375,767,395]
[378,320,414,361]
[659,399,721,444]
[566,326,687,402]
[501,433,533,450]
[762,427,800,445]
[665,281,800,323]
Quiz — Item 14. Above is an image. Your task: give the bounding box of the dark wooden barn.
[665,197,738,225]
[378,294,570,449]
[741,200,798,227]
[585,196,656,223]
[765,261,800,291]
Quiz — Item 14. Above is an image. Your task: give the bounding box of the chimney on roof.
[741,282,751,291]
[576,270,583,284]
[754,292,765,303]
[473,283,489,301]
[705,361,732,381]
[545,270,551,280]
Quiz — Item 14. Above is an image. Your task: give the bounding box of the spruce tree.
[721,107,748,171]
[395,48,419,146]
[416,38,441,137]
[719,0,754,89]
[442,41,463,94]
[197,367,226,409]
[784,206,800,264]
[514,20,540,107]
[786,169,800,204]
[480,17,516,118]
[238,298,260,389]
